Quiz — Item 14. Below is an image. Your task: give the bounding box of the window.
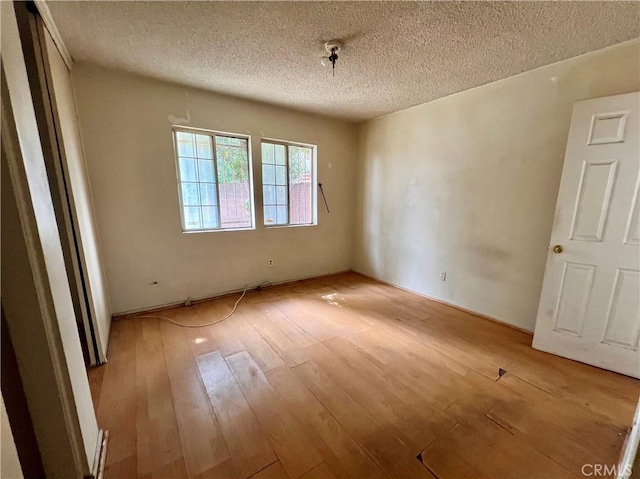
[173,128,253,232]
[261,140,316,226]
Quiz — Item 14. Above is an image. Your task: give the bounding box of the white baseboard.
[112,270,350,318]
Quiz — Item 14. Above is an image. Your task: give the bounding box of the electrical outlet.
[440,272,447,281]
[268,259,274,267]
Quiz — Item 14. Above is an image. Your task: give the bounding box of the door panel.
[624,179,640,245]
[602,269,640,350]
[533,92,640,378]
[553,262,595,336]
[570,160,617,241]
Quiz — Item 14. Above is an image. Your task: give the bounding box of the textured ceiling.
[48,1,639,121]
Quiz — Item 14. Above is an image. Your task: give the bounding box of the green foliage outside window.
[289,145,312,184]
[216,143,249,184]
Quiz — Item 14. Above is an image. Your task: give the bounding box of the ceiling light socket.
[324,40,342,54]
[321,40,342,68]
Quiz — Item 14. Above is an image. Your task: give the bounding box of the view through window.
[261,141,315,226]
[174,128,253,231]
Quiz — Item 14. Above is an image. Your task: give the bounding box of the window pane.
[202,206,220,229]
[262,164,275,184]
[289,182,312,224]
[195,134,213,159]
[289,146,313,225]
[183,206,202,230]
[263,185,275,205]
[276,185,287,204]
[200,183,218,206]
[262,143,275,165]
[264,205,276,226]
[289,146,312,183]
[263,143,286,226]
[261,142,316,227]
[181,183,200,206]
[216,145,249,184]
[176,132,195,157]
[275,144,286,165]
[179,158,197,182]
[276,205,288,224]
[216,142,252,229]
[174,129,254,232]
[198,160,215,182]
[216,136,246,147]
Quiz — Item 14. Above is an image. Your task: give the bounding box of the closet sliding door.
[36,18,111,365]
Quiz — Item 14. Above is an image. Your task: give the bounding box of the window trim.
[260,137,318,228]
[172,125,256,233]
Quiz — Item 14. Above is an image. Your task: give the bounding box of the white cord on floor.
[135,287,248,328]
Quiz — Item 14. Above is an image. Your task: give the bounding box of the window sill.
[182,226,256,234]
[264,223,317,230]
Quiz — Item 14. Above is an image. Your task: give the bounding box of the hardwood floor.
[89,272,640,479]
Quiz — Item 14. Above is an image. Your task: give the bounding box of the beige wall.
[72,64,356,314]
[353,41,640,332]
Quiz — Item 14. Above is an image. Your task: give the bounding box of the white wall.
[354,41,640,332]
[72,64,356,314]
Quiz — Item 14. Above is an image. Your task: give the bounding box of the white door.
[533,92,640,378]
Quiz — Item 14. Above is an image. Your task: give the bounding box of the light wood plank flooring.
[89,272,640,479]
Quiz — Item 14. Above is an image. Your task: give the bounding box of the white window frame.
[261,138,318,228]
[172,125,255,233]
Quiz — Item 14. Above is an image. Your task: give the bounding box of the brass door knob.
[553,245,563,254]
